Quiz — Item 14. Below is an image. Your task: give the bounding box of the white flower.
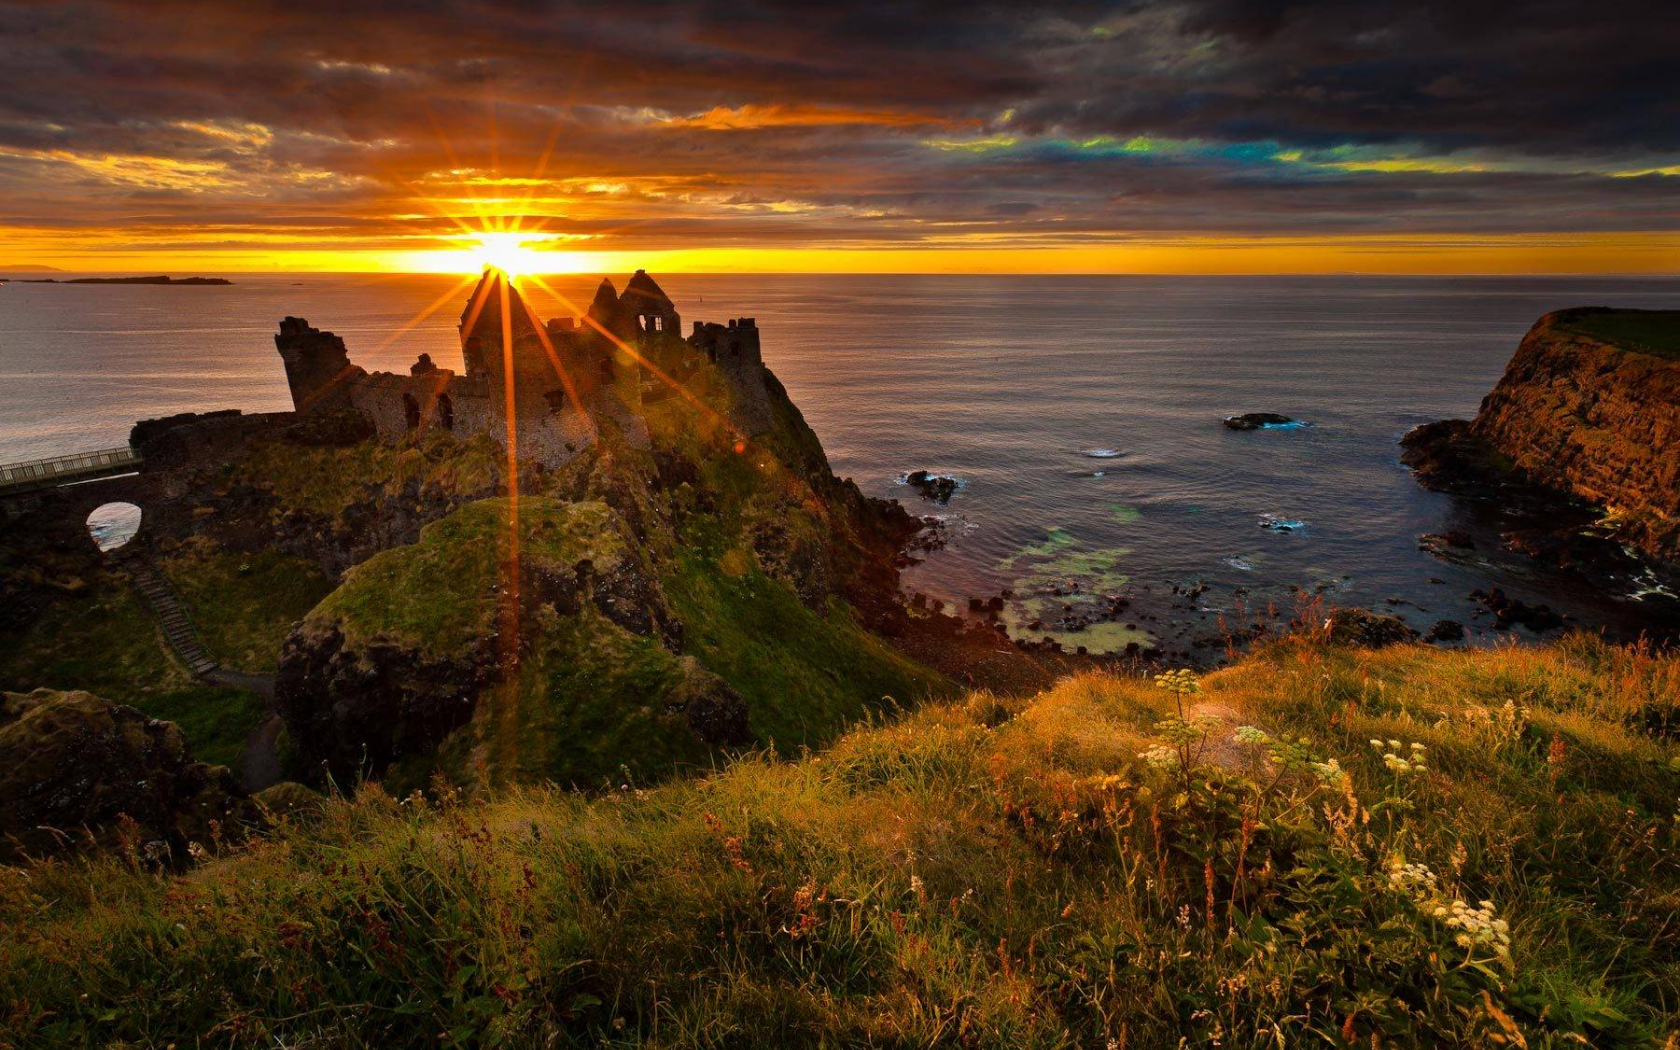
[1310,758,1345,786]
[1142,744,1177,770]
[1233,725,1270,746]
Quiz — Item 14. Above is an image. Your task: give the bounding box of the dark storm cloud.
[0,0,1674,258]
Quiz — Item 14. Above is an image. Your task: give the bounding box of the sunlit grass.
[3,633,1675,1047]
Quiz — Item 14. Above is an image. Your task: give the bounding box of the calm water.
[4,273,1678,655]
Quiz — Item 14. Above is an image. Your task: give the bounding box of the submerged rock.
[0,689,257,863]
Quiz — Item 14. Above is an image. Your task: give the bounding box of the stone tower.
[275,317,363,412]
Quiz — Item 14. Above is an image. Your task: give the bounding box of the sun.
[468,231,556,278]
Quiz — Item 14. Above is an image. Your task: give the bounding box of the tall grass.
[2,633,1676,1047]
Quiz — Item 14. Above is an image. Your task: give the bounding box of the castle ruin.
[275,268,767,465]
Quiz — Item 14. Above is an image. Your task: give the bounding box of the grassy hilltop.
[4,632,1676,1048]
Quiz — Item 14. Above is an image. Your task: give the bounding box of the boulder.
[1324,608,1420,648]
[903,470,959,504]
[1426,619,1466,642]
[0,689,257,863]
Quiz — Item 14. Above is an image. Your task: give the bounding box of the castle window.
[402,393,420,430]
[436,393,454,430]
[543,389,566,415]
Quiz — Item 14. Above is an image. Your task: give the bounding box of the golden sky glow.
[0,2,1675,276]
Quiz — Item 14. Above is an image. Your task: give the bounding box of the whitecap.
[1258,515,1306,532]
[1084,448,1123,458]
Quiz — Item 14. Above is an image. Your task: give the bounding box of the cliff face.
[1404,308,1680,566]
[1472,309,1680,559]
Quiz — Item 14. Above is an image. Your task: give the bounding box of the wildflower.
[909,874,925,896]
[1369,739,1384,749]
[1410,742,1427,752]
[1387,739,1402,749]
[1309,758,1345,786]
[1233,725,1270,746]
[1142,744,1177,770]
[1153,668,1201,697]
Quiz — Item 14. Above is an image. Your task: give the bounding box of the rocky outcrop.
[274,497,713,784]
[0,689,257,863]
[1324,608,1419,648]
[1404,309,1680,567]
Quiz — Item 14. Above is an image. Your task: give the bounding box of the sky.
[0,0,1676,274]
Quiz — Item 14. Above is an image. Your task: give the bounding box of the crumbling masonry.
[276,268,769,466]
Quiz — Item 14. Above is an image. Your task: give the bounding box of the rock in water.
[1223,413,1298,431]
[903,470,959,504]
[0,689,257,863]
[1426,619,1466,642]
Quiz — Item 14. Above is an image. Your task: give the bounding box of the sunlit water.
[4,273,1678,656]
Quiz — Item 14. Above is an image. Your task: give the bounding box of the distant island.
[3,274,233,285]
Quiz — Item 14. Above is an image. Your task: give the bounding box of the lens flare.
[469,231,554,278]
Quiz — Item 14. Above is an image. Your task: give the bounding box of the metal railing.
[0,446,142,494]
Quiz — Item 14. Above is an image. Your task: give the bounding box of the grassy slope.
[0,572,262,768]
[666,550,949,747]
[158,541,335,673]
[230,429,505,518]
[307,497,624,657]
[1558,309,1680,362]
[5,634,1675,1048]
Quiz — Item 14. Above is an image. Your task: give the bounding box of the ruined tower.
[275,317,364,412]
[620,269,680,345]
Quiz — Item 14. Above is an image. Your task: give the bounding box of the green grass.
[159,543,334,673]
[1558,308,1680,361]
[308,497,624,657]
[232,429,504,518]
[410,607,712,792]
[0,572,263,767]
[665,550,953,748]
[6,634,1674,1048]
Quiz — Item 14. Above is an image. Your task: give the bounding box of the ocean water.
[4,272,1678,655]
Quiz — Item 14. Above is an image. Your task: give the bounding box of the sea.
[4,272,1678,658]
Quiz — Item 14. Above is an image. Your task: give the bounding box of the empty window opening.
[402,393,420,430]
[436,393,454,430]
[87,502,142,552]
[543,390,567,414]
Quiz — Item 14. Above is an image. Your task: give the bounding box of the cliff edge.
[1403,307,1680,569]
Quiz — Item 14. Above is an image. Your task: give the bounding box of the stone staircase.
[123,557,219,679]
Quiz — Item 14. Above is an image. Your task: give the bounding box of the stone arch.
[435,393,454,430]
[86,501,143,552]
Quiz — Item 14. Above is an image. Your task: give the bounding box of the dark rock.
[0,689,258,863]
[1426,619,1466,642]
[1223,413,1296,431]
[1476,587,1565,633]
[1419,530,1475,553]
[903,470,959,504]
[1324,608,1420,648]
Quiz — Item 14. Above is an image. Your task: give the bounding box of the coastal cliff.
[1403,307,1680,569]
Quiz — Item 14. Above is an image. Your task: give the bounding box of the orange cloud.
[662,103,975,131]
